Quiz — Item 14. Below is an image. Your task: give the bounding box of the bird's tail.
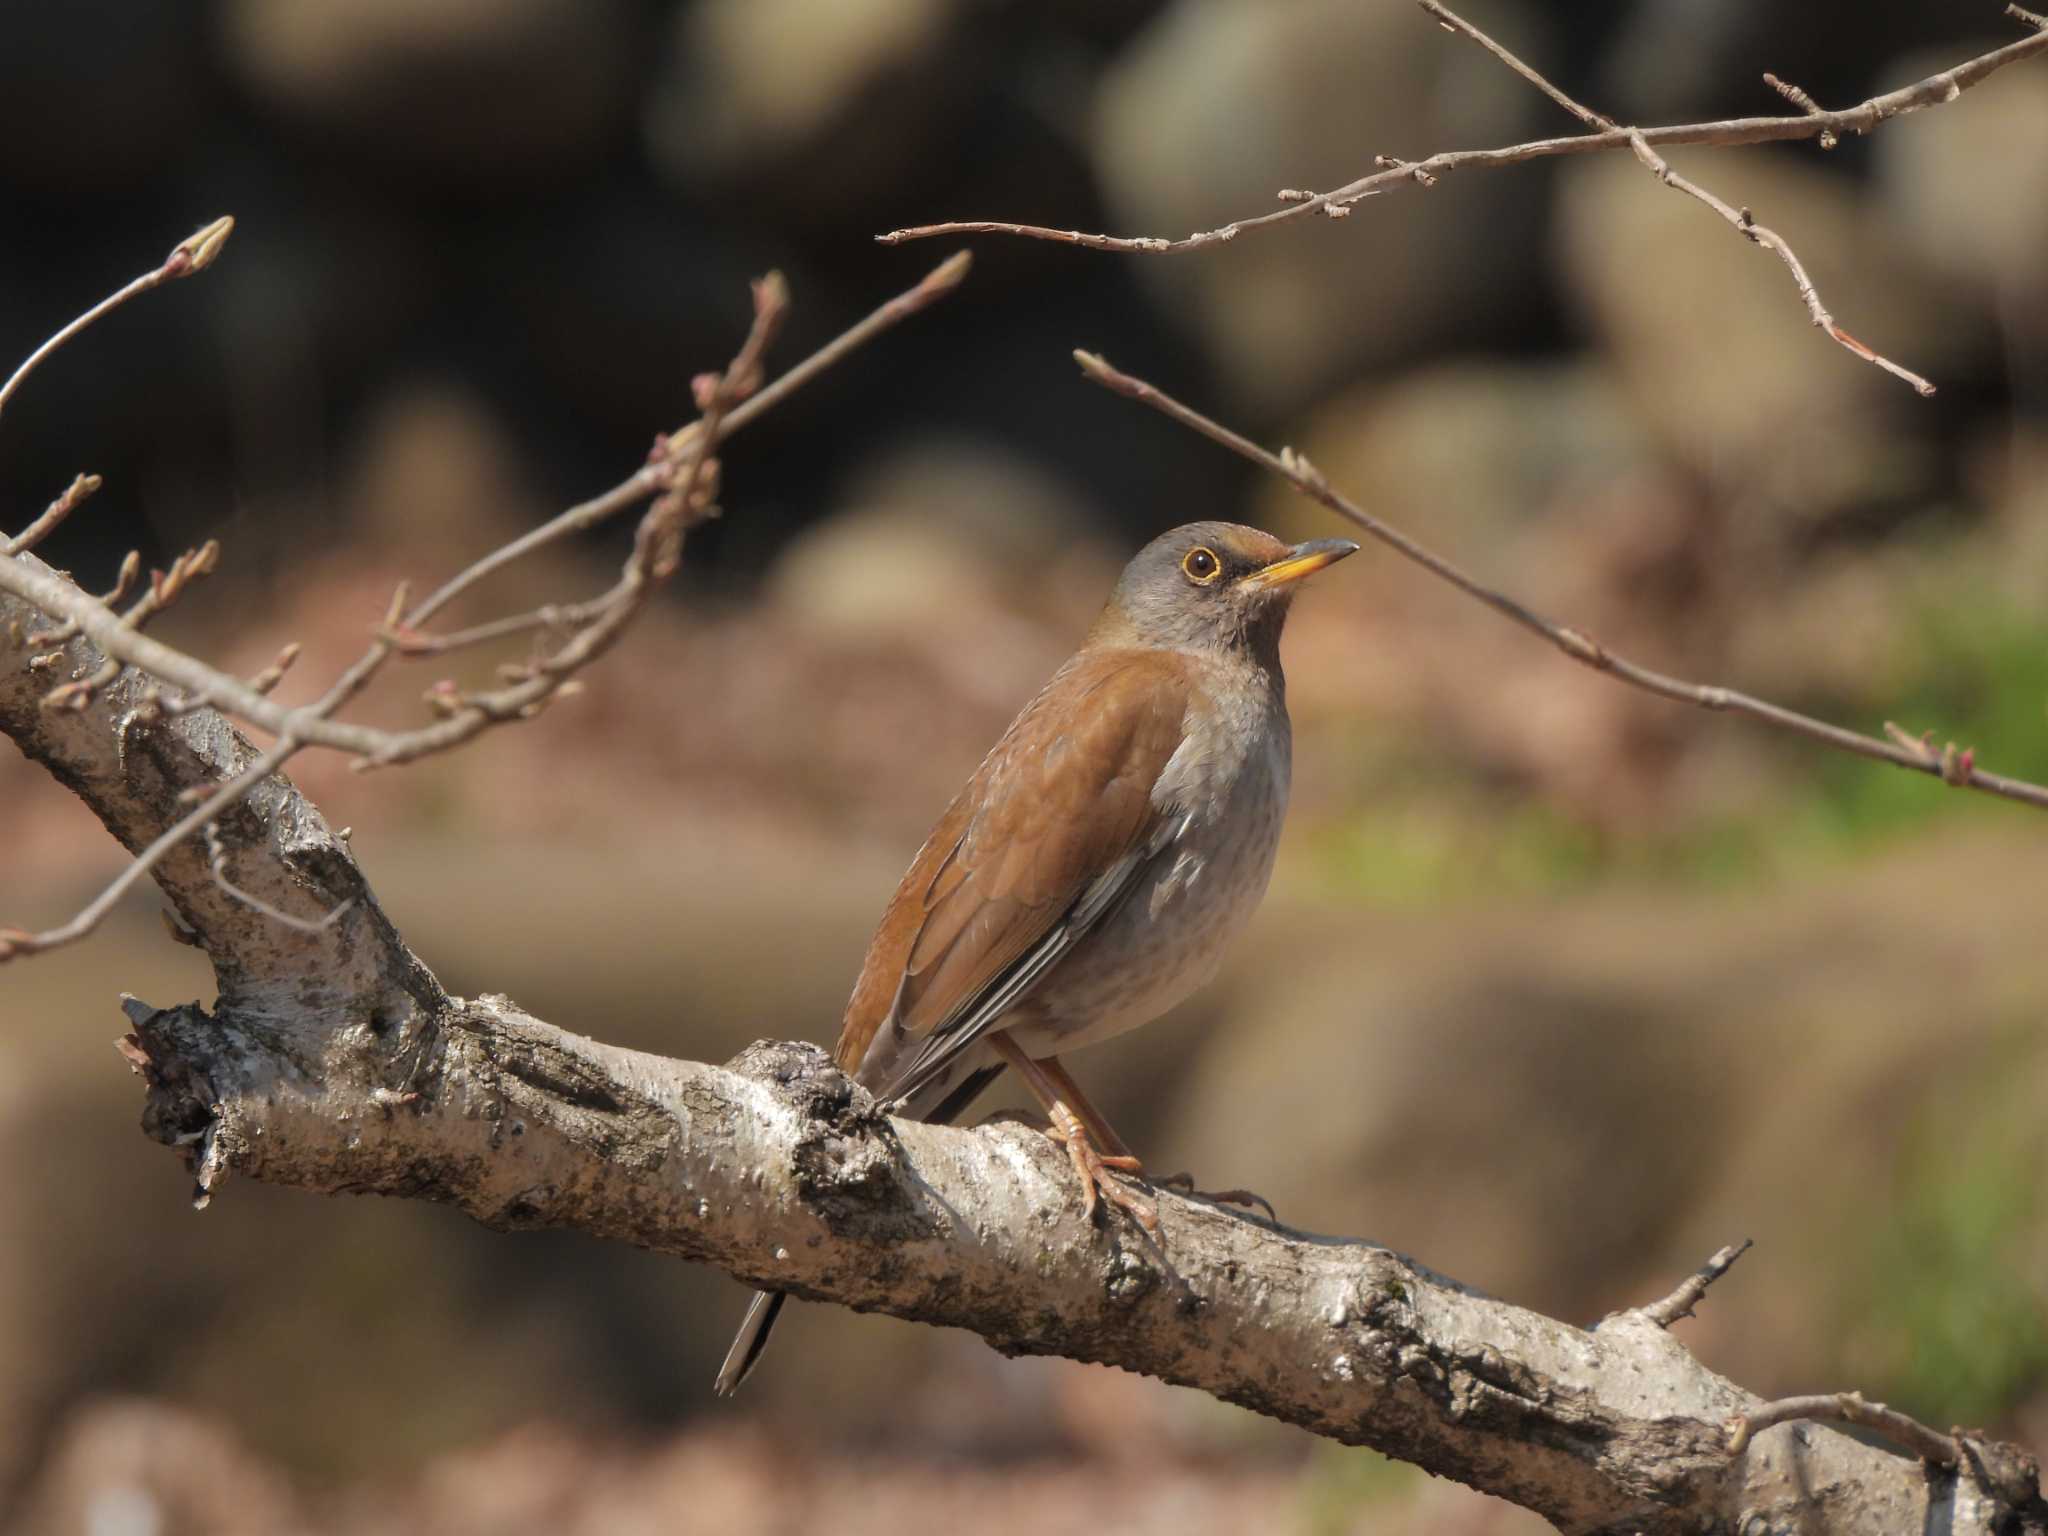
[713,1290,786,1396]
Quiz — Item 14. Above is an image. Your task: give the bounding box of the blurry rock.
[767,439,1115,709]
[1093,0,1550,414]
[1553,150,1957,515]
[771,440,1108,630]
[646,0,963,223]
[340,383,560,580]
[1163,827,2048,1386]
[220,0,633,174]
[1876,43,2048,350]
[1597,0,1968,125]
[15,1398,306,1536]
[1255,360,1710,822]
[12,1407,1310,1536]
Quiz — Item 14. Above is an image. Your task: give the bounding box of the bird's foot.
[1044,1111,1157,1231]
[1149,1172,1278,1222]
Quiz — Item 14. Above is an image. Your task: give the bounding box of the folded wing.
[835,649,1195,1106]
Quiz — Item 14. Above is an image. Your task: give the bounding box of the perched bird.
[715,520,1356,1394]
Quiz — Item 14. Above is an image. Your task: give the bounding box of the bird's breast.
[1011,678,1292,1055]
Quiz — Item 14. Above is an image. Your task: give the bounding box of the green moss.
[1803,600,2048,845]
[1301,597,2048,908]
[1852,1028,2048,1425]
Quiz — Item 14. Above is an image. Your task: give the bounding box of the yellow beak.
[1241,538,1360,591]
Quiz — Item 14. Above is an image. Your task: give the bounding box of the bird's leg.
[986,1033,1156,1230]
[1036,1055,1136,1160]
[1036,1055,1279,1222]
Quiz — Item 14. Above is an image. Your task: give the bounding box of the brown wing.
[834,648,1194,1100]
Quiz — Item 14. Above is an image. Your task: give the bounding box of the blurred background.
[2,0,2045,1531]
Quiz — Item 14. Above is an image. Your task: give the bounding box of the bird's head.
[1093,521,1358,665]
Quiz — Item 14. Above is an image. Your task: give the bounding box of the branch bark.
[6,556,2043,1536]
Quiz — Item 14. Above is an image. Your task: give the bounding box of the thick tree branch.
[1,546,2038,1536]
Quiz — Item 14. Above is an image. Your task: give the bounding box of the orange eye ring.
[1181,546,1222,584]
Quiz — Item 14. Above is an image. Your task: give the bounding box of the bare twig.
[1426,3,1934,392]
[1636,1240,1753,1328]
[0,235,971,962]
[1728,1391,1961,1465]
[339,271,786,769]
[0,218,231,424]
[0,738,300,964]
[204,822,352,935]
[1419,0,1614,129]
[382,601,594,658]
[1624,130,1934,394]
[1073,350,2048,812]
[402,248,974,631]
[41,539,224,713]
[0,251,973,768]
[5,473,103,555]
[882,26,2045,253]
[1764,72,1840,148]
[2011,5,2047,30]
[880,10,2048,391]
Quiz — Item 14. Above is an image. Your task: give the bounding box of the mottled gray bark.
[5,567,2043,1536]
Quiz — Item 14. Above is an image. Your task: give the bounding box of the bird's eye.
[1181,546,1222,584]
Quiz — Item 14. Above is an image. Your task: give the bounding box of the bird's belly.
[1007,752,1288,1058]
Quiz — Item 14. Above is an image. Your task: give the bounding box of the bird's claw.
[1045,1119,1157,1231]
[1150,1172,1278,1222]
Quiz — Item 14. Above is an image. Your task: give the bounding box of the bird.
[714,520,1357,1394]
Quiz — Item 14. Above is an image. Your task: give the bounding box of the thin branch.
[1073,350,2048,812]
[5,473,102,555]
[341,271,785,769]
[1419,0,1614,130]
[0,218,231,424]
[0,251,973,768]
[401,248,974,631]
[1428,2,1934,393]
[1728,1391,1961,1465]
[0,241,971,962]
[204,821,352,935]
[882,24,2046,252]
[880,13,2048,394]
[1624,130,1934,394]
[1636,1240,1753,1328]
[2011,5,2047,31]
[0,737,300,964]
[42,539,224,713]
[1763,72,1840,148]
[381,601,596,658]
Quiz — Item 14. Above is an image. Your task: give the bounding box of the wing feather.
[833,648,1194,1102]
